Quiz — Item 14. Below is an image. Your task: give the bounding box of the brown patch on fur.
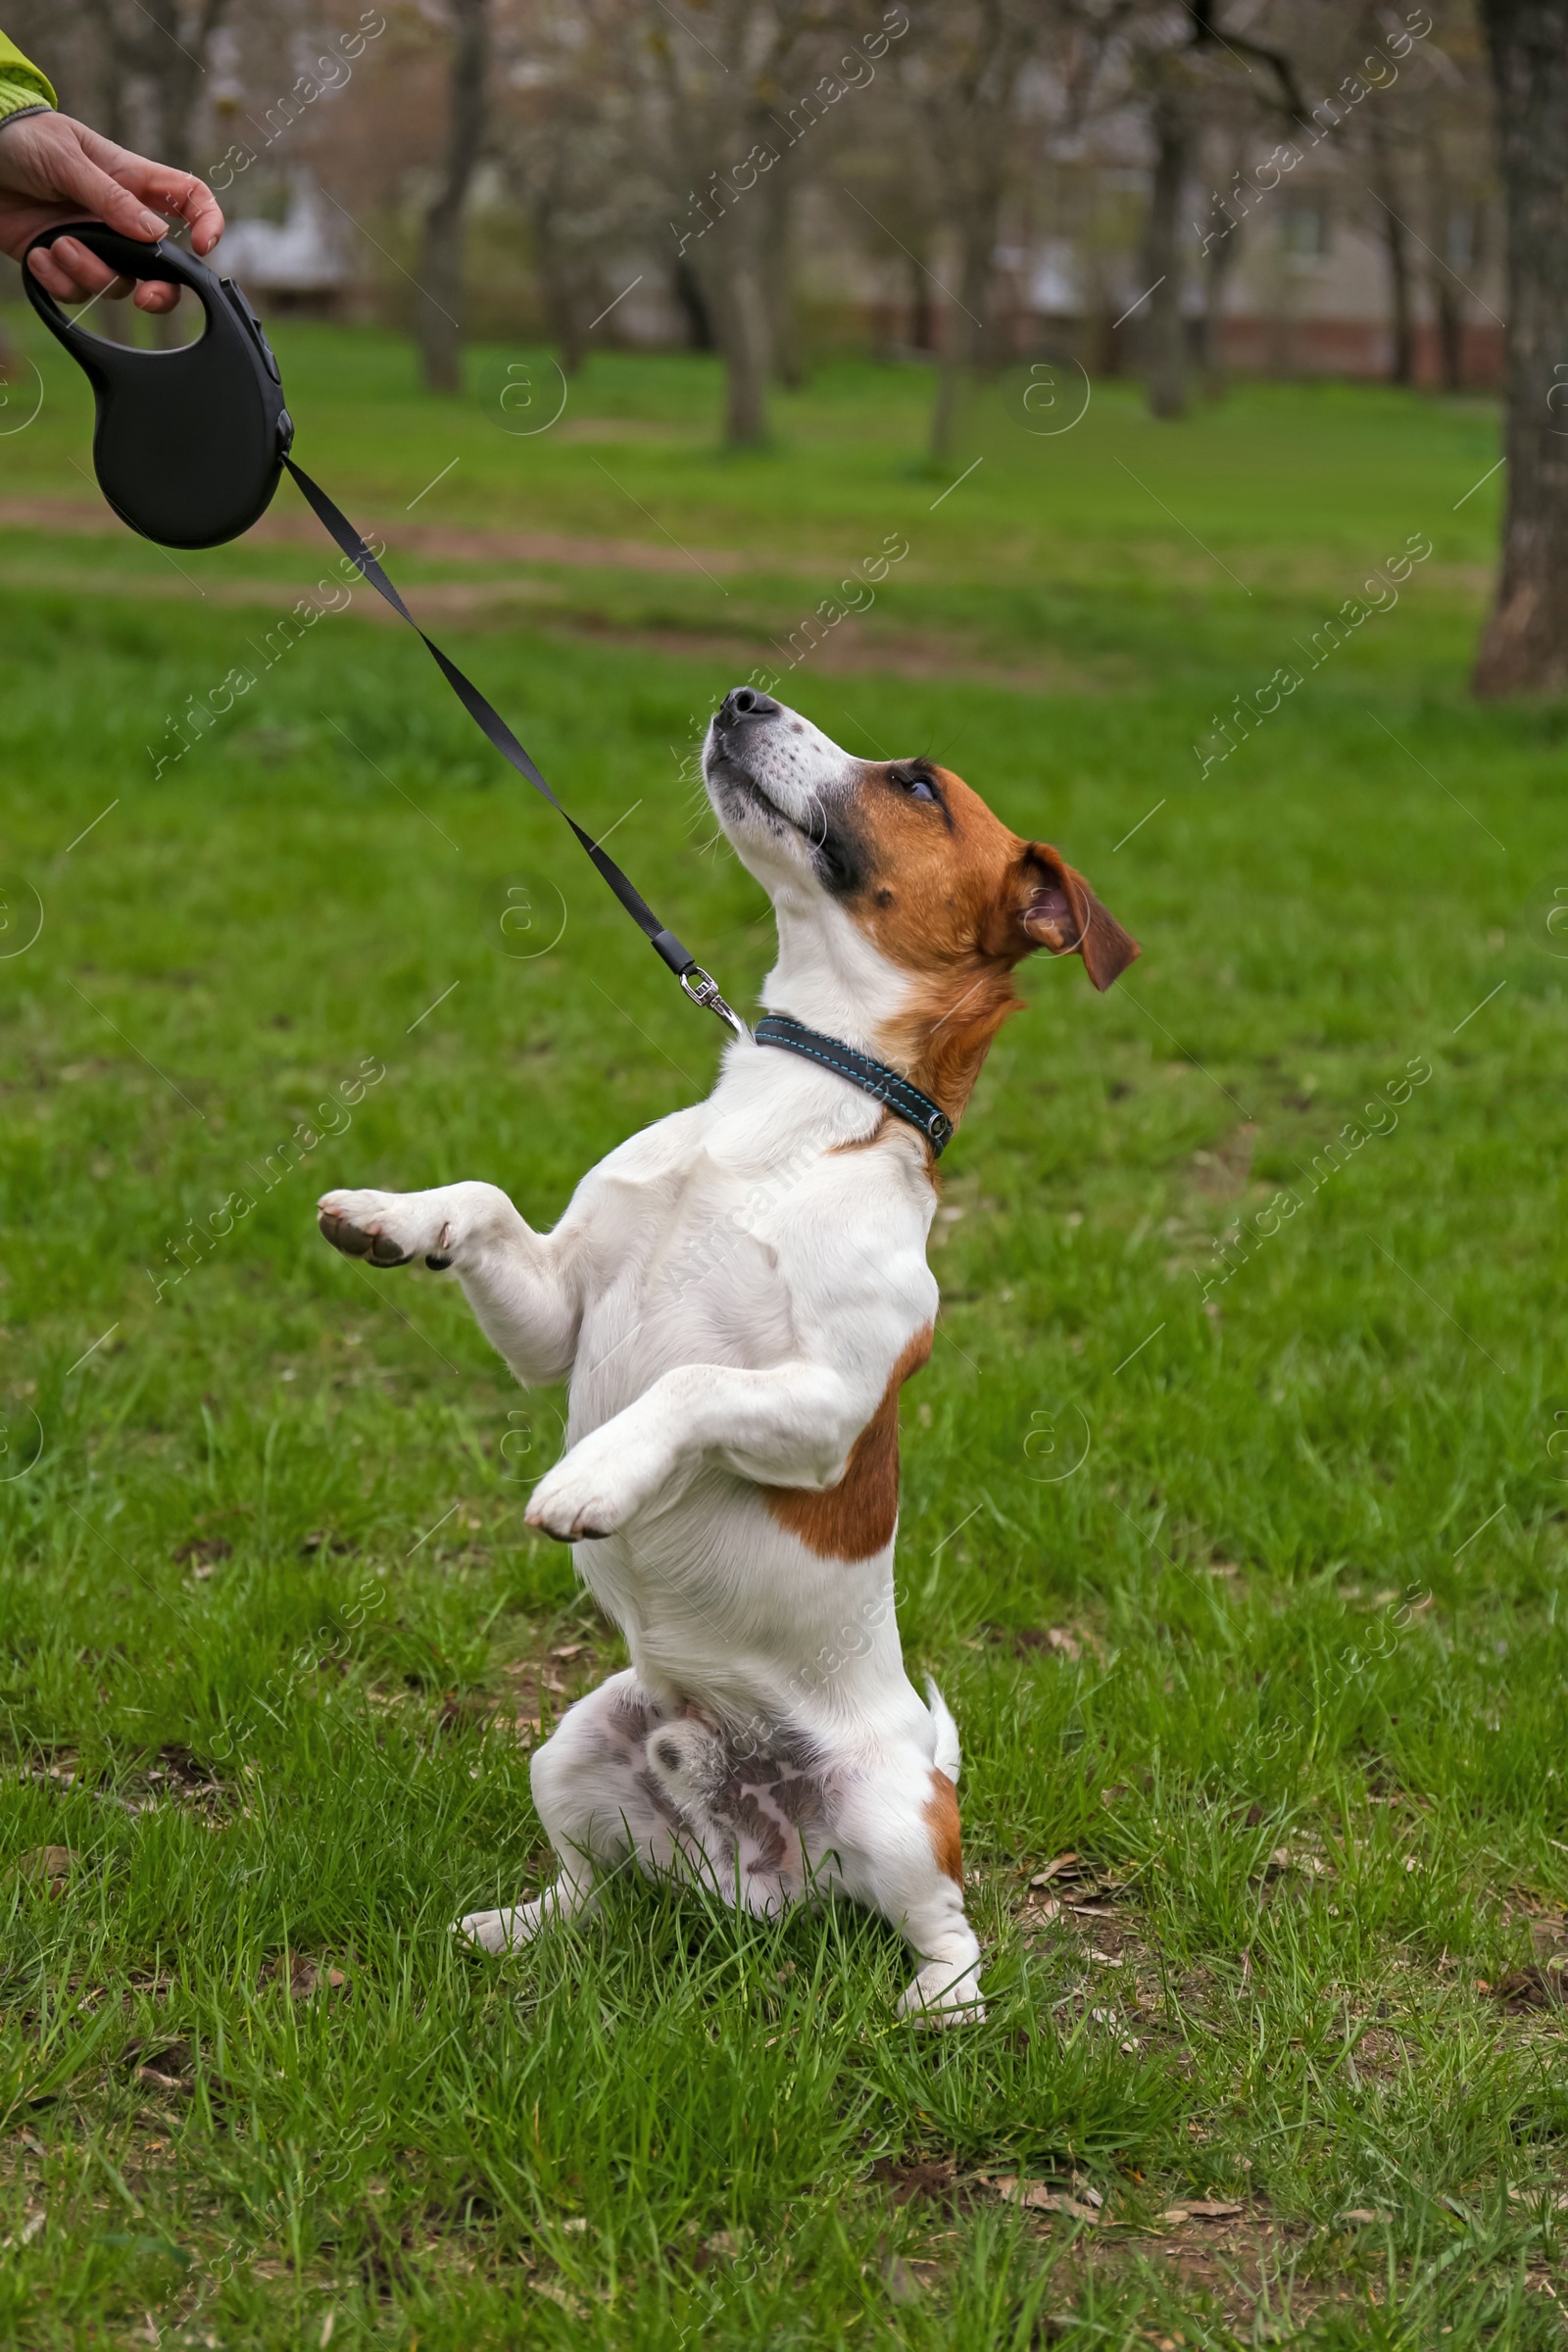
[765,1327,931,1559]
[845,762,1138,1125]
[924,1769,963,1885]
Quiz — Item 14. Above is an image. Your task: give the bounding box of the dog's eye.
[889,767,938,803]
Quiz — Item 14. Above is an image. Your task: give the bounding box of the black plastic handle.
[23,220,292,549]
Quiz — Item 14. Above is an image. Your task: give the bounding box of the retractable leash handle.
[23,220,292,548]
[22,220,747,1036]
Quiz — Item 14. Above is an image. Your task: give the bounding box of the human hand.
[0,110,222,313]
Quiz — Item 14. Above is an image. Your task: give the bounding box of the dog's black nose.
[717,686,781,727]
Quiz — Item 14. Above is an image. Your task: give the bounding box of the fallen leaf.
[1494,1966,1568,2012]
[174,1535,231,1576]
[1342,2208,1385,2225]
[1268,1846,1328,1878]
[995,2178,1100,2223]
[1029,1853,1079,1887]
[262,1953,348,2000]
[18,1846,74,1892]
[1184,2199,1244,2219]
[1011,1627,1083,1660]
[869,2156,957,2207]
[530,2280,586,2313]
[882,2255,942,2302]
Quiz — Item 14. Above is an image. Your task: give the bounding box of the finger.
[132,280,180,315]
[168,174,224,256]
[40,147,169,245]
[26,240,120,301]
[73,135,220,253]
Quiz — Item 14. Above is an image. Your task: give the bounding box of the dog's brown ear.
[1008,842,1140,992]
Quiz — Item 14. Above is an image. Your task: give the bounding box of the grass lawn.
[1,316,1565,2347]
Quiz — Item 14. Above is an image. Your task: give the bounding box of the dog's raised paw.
[317,1189,442,1270]
[318,1205,411,1267]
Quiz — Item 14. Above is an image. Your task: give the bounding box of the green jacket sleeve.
[0,31,58,125]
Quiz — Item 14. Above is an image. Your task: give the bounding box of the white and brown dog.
[318,690,1137,2021]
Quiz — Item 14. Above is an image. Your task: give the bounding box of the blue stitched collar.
[753,1013,955,1156]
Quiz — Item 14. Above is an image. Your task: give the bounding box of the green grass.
[1,318,1565,2347]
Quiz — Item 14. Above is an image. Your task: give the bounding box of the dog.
[317,689,1137,2020]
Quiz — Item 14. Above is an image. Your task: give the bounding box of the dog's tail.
[925,1676,961,1784]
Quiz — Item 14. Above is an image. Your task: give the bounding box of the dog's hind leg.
[456,1670,698,1954]
[832,1750,985,2025]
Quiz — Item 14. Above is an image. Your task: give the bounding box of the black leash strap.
[283,456,747,1038]
[754,1013,954,1156]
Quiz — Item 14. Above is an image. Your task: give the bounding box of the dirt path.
[0,495,751,576]
[0,554,1109,695]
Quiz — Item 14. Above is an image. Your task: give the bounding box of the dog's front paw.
[454,1903,537,1953]
[318,1188,449,1271]
[455,1878,595,1950]
[524,1430,669,1543]
[897,1958,987,2028]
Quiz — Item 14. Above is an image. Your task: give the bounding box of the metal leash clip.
[680,965,750,1039]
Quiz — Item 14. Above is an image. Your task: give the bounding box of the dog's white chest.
[566,1128,804,1441]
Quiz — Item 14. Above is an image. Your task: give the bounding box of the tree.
[416,0,489,395]
[643,0,865,447]
[1473,0,1568,696]
[903,0,1052,465]
[1365,100,1414,387]
[1131,0,1304,423]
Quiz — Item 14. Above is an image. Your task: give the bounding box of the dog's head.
[702,689,1138,1119]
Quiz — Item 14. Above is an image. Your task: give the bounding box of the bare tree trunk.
[529,196,585,374]
[929,217,992,465]
[1368,115,1413,385]
[704,250,771,445]
[1473,0,1568,696]
[1200,202,1239,401]
[673,259,714,350]
[761,172,805,390]
[1434,277,1464,391]
[909,253,934,351]
[1142,90,1189,420]
[417,0,488,396]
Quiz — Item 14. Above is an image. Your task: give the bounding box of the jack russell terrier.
[317,689,1137,2021]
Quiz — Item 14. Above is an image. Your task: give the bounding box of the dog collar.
[754,1014,955,1156]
